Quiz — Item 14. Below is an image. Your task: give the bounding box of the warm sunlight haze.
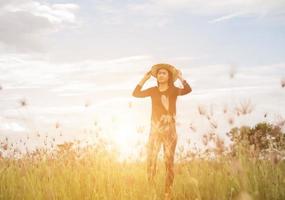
[0,0,284,200]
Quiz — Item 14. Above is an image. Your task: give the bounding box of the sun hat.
[150,63,179,82]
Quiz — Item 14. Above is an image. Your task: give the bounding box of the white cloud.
[0,0,80,52]
[208,11,248,23]
[80,0,285,31]
[151,0,285,15]
[124,0,285,24]
[4,2,79,24]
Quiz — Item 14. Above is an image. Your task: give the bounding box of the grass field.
[0,138,284,200]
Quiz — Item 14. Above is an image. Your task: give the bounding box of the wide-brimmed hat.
[151,63,178,81]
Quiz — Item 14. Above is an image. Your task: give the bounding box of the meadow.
[0,124,284,200]
[1,80,285,200]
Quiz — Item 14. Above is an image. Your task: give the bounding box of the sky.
[0,0,285,160]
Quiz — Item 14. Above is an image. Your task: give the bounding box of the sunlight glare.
[110,112,140,160]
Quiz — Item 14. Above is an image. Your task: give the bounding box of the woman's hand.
[139,70,151,86]
[143,70,152,81]
[177,69,184,82]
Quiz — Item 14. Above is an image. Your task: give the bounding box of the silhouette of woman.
[132,63,192,200]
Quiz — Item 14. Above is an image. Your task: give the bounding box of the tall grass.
[1,76,285,200]
[0,138,284,200]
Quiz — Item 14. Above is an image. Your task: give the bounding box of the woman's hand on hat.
[177,69,184,81]
[143,70,152,81]
[139,70,151,86]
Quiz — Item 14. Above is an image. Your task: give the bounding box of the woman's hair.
[156,68,175,89]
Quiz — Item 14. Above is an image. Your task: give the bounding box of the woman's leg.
[163,123,177,195]
[147,132,162,184]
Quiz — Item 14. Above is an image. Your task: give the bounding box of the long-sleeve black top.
[132,80,192,124]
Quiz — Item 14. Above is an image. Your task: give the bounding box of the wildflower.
[19,98,28,107]
[189,123,197,132]
[215,136,225,155]
[209,132,216,141]
[84,100,91,107]
[198,104,207,116]
[228,116,235,125]
[206,114,211,120]
[274,114,285,128]
[229,64,236,79]
[281,78,285,88]
[210,120,218,129]
[2,143,8,150]
[235,99,254,115]
[223,104,228,114]
[202,134,208,146]
[55,121,60,129]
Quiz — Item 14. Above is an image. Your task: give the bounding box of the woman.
[132,63,192,199]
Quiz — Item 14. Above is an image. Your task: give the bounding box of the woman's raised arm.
[132,71,153,98]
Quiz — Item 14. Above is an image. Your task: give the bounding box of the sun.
[109,112,142,160]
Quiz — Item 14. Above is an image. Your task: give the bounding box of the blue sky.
[44,0,285,65]
[0,0,284,159]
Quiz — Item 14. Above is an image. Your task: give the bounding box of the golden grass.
[0,139,284,200]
